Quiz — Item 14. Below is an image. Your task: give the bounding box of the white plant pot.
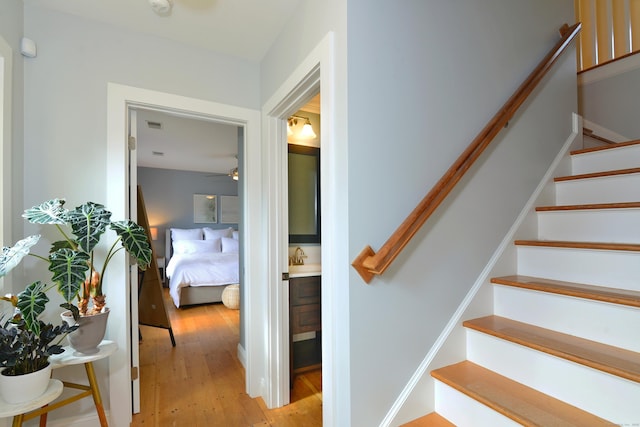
[61,308,110,355]
[0,363,52,404]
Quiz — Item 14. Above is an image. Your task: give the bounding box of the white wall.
[346,1,575,425]
[578,57,640,139]
[0,0,24,256]
[20,4,260,425]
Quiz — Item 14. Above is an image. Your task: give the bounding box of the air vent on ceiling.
[152,151,164,156]
[146,120,163,130]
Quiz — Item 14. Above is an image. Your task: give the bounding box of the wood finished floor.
[132,289,322,426]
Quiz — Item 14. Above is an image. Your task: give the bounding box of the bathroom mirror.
[288,144,320,243]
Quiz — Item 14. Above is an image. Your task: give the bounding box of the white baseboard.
[45,413,103,427]
[237,342,247,369]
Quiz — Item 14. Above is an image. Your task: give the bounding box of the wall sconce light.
[149,227,158,241]
[288,115,317,140]
[230,167,239,181]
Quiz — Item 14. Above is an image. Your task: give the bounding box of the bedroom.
[135,108,242,309]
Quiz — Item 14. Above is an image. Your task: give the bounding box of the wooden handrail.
[352,23,582,283]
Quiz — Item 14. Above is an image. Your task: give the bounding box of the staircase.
[404,140,640,426]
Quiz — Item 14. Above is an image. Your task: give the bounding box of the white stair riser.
[434,380,520,427]
[516,246,640,291]
[467,331,640,424]
[537,209,640,242]
[571,146,640,175]
[494,285,640,352]
[555,174,640,205]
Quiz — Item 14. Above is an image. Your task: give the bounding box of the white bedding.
[166,252,239,307]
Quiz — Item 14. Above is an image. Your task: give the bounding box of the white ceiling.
[134,109,240,175]
[23,0,302,61]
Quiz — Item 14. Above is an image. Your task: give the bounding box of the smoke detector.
[149,0,173,16]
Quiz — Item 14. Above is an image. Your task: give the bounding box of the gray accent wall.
[137,167,238,258]
[346,2,575,424]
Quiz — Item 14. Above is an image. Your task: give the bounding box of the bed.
[165,227,239,308]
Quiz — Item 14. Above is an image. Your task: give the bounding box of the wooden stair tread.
[570,139,640,155]
[536,201,640,212]
[463,316,640,383]
[400,413,455,427]
[491,275,640,308]
[514,239,640,252]
[554,167,640,182]
[431,361,617,426]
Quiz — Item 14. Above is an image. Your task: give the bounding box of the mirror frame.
[288,144,321,244]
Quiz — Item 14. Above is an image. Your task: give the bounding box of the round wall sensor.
[149,0,173,15]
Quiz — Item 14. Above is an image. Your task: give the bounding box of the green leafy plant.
[0,288,78,376]
[0,199,152,322]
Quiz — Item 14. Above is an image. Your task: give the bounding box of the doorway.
[131,106,245,411]
[106,83,262,426]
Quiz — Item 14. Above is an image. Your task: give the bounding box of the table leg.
[39,405,48,427]
[84,362,108,427]
[12,414,23,427]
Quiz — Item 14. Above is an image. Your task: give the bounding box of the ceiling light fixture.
[149,0,173,16]
[287,115,317,140]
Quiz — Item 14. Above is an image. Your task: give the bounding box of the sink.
[289,263,322,276]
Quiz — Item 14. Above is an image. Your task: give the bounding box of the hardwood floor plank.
[132,289,322,426]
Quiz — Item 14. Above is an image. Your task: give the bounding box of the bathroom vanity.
[289,265,322,386]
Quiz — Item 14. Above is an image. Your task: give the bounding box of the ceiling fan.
[205,155,238,180]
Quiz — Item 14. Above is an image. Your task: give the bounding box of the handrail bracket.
[352,246,376,283]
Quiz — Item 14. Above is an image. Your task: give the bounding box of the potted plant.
[0,240,78,403]
[3,199,152,354]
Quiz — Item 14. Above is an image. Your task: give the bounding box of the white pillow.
[203,227,233,240]
[171,228,203,241]
[221,237,239,253]
[232,230,239,240]
[173,239,221,255]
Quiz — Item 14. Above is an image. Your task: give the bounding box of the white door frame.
[262,32,348,425]
[0,35,12,256]
[107,84,262,426]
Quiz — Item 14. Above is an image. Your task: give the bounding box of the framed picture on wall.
[193,194,217,223]
[220,195,239,223]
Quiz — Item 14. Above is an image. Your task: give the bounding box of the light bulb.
[300,121,316,139]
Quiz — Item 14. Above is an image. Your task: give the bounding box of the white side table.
[0,380,63,426]
[45,340,118,427]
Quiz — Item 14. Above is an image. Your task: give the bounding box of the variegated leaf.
[49,248,89,302]
[111,221,152,269]
[22,198,68,225]
[16,281,49,335]
[0,235,40,278]
[66,202,111,253]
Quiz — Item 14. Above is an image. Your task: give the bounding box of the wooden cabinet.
[289,275,321,386]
